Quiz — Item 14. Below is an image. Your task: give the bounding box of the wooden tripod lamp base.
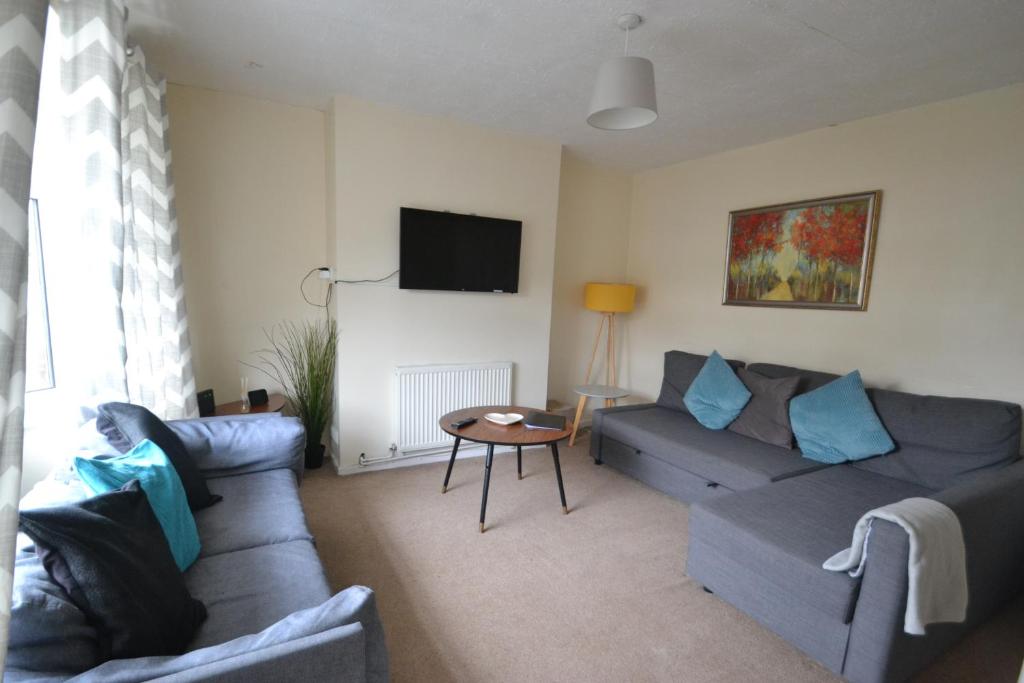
[569,283,636,446]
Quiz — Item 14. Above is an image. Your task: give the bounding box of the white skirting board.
[330,442,550,476]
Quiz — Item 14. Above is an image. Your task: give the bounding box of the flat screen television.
[399,207,522,293]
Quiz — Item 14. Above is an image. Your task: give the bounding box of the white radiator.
[394,362,512,455]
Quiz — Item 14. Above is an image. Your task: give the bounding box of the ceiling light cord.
[624,25,630,56]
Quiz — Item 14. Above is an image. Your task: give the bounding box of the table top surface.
[215,393,287,416]
[573,384,630,399]
[439,406,572,446]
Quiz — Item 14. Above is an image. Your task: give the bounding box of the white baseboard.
[331,442,548,476]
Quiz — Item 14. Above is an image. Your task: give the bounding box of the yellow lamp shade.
[584,282,636,313]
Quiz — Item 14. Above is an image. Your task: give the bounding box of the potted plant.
[249,318,338,469]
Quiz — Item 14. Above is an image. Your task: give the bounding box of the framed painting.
[722,190,881,311]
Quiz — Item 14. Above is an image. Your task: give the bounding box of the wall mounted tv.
[399,207,522,293]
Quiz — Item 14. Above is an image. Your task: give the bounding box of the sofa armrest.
[843,461,1024,683]
[590,403,656,462]
[74,587,388,683]
[150,623,367,682]
[167,416,306,483]
[930,461,1024,615]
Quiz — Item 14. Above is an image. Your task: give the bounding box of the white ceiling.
[127,0,1024,172]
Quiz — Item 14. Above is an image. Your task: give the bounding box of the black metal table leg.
[516,446,522,480]
[442,437,461,494]
[479,444,495,532]
[550,442,568,514]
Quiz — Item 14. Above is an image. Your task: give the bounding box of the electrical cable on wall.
[300,268,333,308]
[300,267,400,309]
[334,268,400,285]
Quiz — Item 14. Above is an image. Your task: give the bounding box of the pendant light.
[587,13,658,130]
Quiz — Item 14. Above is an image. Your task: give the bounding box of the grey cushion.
[8,551,100,674]
[599,406,827,490]
[185,540,331,651]
[197,470,313,558]
[728,368,800,448]
[688,466,934,622]
[656,350,745,413]
[855,389,1022,489]
[745,362,840,393]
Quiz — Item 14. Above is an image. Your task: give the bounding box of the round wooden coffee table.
[439,406,573,533]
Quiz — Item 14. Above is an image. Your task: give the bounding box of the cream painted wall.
[168,84,330,403]
[328,96,563,470]
[547,152,632,412]
[623,85,1024,412]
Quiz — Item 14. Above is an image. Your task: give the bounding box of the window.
[25,198,54,392]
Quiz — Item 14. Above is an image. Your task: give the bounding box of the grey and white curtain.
[0,0,48,668]
[120,49,195,418]
[57,0,196,419]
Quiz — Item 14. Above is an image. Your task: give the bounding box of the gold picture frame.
[722,190,881,311]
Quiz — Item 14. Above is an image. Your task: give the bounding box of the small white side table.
[570,384,630,446]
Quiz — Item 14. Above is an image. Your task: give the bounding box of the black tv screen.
[399,207,522,293]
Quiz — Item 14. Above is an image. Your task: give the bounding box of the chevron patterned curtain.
[55,0,196,420]
[120,50,197,419]
[0,0,48,668]
[57,0,133,407]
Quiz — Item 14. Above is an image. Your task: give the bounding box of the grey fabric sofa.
[590,351,1023,683]
[9,414,388,683]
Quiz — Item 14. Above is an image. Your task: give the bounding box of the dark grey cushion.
[728,368,800,448]
[656,351,745,413]
[97,402,221,510]
[599,406,827,490]
[689,466,934,622]
[854,389,1022,489]
[185,540,331,651]
[197,469,314,558]
[18,481,208,660]
[745,362,840,393]
[8,551,101,674]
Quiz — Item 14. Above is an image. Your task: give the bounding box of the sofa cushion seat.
[744,363,1023,490]
[688,466,934,622]
[196,469,313,557]
[185,540,331,651]
[600,406,827,490]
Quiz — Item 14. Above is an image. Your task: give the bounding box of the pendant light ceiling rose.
[616,13,642,31]
[587,13,658,131]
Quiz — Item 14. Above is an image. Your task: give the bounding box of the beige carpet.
[301,437,1024,683]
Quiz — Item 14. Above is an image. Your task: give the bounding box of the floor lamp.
[570,282,636,446]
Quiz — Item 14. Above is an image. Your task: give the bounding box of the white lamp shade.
[587,56,658,130]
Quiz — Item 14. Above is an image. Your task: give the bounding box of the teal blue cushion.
[683,351,752,429]
[75,440,200,571]
[789,370,896,463]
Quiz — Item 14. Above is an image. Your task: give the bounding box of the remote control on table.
[451,417,477,429]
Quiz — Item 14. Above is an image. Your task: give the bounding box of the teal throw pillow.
[789,370,896,463]
[75,440,200,571]
[683,351,752,429]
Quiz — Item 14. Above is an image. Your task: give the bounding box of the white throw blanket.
[823,497,968,636]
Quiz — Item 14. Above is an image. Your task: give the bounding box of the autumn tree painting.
[724,192,880,310]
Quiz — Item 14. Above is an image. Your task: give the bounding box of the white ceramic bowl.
[483,412,523,426]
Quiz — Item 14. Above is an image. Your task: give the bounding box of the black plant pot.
[305,442,326,469]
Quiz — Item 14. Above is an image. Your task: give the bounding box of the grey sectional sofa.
[9,414,388,682]
[591,351,1023,683]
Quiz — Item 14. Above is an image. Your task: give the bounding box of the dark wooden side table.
[439,406,573,533]
[214,393,287,417]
